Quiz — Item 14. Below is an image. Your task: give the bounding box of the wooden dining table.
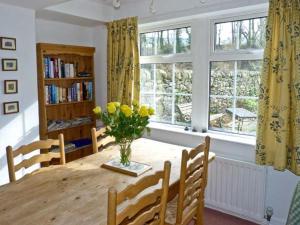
[0,138,215,225]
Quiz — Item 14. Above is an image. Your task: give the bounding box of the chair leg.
[195,200,204,225]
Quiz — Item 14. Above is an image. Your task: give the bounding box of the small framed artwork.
[3,101,19,114]
[4,80,18,94]
[0,37,16,50]
[2,59,17,71]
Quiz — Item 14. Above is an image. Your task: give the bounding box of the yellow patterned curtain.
[107,17,140,105]
[256,0,300,175]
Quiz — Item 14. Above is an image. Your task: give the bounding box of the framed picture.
[4,80,18,94]
[3,101,19,114]
[0,37,16,50]
[2,59,17,71]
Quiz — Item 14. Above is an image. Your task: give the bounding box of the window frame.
[208,12,267,136]
[139,23,193,126]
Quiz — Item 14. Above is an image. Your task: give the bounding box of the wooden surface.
[36,43,96,162]
[6,134,65,182]
[91,127,115,154]
[0,138,215,225]
[166,136,210,225]
[108,161,171,225]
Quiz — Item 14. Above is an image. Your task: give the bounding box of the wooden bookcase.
[36,43,96,162]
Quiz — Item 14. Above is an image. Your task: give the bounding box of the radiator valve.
[265,207,273,221]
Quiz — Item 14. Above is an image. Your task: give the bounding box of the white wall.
[35,19,107,107]
[36,19,94,46]
[0,4,39,185]
[92,25,107,108]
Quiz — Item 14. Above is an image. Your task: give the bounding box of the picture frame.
[2,59,17,71]
[3,101,19,114]
[4,80,18,94]
[0,37,16,50]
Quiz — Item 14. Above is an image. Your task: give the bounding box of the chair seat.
[165,196,178,225]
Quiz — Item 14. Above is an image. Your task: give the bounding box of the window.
[140,27,192,126]
[209,17,267,135]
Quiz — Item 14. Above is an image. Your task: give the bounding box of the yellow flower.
[139,105,149,117]
[93,106,102,114]
[113,102,120,107]
[148,107,155,116]
[121,105,133,117]
[107,102,116,114]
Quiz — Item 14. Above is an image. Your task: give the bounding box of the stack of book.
[45,82,93,104]
[47,117,93,132]
[50,143,76,153]
[43,57,77,78]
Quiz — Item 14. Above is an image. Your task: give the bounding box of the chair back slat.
[13,139,59,157]
[117,171,164,204]
[175,136,210,225]
[118,188,162,223]
[6,134,65,182]
[125,204,161,225]
[108,161,171,225]
[14,152,61,172]
[91,127,115,153]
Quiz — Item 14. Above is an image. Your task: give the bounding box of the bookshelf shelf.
[47,122,94,134]
[45,100,94,107]
[44,77,93,81]
[37,43,96,163]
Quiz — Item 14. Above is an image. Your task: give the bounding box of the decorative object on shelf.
[93,101,154,166]
[102,158,152,177]
[0,37,16,50]
[3,101,19,114]
[2,58,17,71]
[4,80,18,94]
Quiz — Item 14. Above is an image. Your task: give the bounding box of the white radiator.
[205,157,267,224]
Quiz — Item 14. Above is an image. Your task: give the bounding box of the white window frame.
[208,12,268,136]
[139,23,193,126]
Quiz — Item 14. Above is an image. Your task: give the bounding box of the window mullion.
[232,61,238,133]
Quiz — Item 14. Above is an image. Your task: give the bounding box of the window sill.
[148,122,256,146]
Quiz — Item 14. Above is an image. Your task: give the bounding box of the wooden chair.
[91,127,115,153]
[165,136,210,225]
[6,133,66,182]
[107,161,171,225]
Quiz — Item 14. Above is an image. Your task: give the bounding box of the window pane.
[156,64,173,93]
[176,27,191,54]
[215,17,266,51]
[141,64,154,92]
[209,60,261,135]
[236,60,262,97]
[235,98,258,135]
[175,95,192,126]
[156,30,176,55]
[209,97,233,132]
[215,21,237,51]
[140,32,156,56]
[210,61,234,96]
[141,94,154,108]
[175,62,192,94]
[155,94,172,123]
[239,18,267,49]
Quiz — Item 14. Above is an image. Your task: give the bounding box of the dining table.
[0,138,215,225]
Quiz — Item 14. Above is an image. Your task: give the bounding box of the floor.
[203,208,259,225]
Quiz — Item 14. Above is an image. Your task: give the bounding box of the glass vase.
[119,140,132,166]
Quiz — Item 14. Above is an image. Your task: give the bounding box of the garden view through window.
[140,27,192,126]
[209,17,266,135]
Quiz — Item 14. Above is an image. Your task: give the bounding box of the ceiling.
[0,0,72,10]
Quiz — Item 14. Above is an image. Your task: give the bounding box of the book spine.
[58,58,61,78]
